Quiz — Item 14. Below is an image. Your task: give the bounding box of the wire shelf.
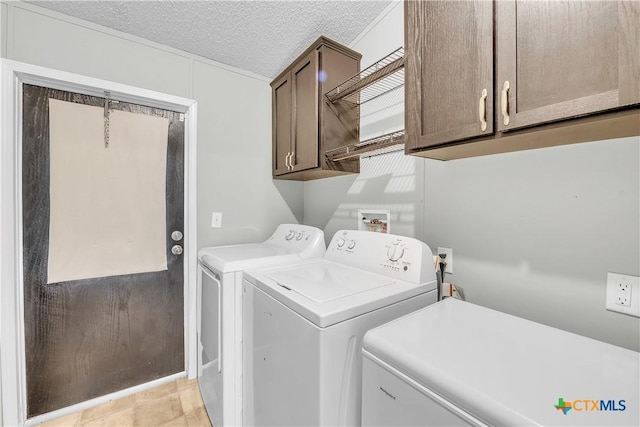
[325,130,405,161]
[325,47,404,105]
[324,47,406,162]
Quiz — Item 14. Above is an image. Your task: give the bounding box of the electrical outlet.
[437,247,453,274]
[605,273,640,317]
[616,283,631,307]
[211,211,222,228]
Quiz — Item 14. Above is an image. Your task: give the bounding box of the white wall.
[304,2,423,242]
[0,1,3,401]
[304,1,640,351]
[304,150,424,241]
[1,0,304,249]
[424,137,639,350]
[0,2,7,58]
[0,6,6,422]
[193,59,302,244]
[9,4,191,97]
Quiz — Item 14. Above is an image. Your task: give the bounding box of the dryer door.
[200,264,222,373]
[198,264,223,427]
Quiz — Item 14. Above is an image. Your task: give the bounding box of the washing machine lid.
[199,243,298,273]
[245,259,432,328]
[363,298,640,426]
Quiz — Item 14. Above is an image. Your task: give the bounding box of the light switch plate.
[605,272,640,317]
[211,211,222,228]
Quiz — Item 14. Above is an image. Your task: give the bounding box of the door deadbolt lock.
[171,230,183,241]
[171,245,183,255]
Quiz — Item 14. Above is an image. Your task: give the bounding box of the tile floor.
[39,378,213,427]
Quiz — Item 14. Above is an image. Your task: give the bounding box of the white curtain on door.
[47,98,169,284]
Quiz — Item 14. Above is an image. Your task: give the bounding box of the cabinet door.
[291,51,319,172]
[497,0,640,131]
[272,74,292,176]
[405,0,494,150]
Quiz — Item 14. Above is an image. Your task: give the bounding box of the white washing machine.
[197,224,325,427]
[362,298,640,426]
[242,230,437,426]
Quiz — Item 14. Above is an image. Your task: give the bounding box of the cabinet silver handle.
[501,81,510,126]
[289,151,295,170]
[478,88,488,131]
[285,152,291,170]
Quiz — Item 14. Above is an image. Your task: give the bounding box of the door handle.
[478,88,488,131]
[171,245,183,255]
[501,81,510,126]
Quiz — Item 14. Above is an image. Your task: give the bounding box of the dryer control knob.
[347,240,356,250]
[387,244,404,262]
[285,230,295,240]
[337,238,346,247]
[295,232,303,240]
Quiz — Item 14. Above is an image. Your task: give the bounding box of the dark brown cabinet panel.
[272,74,292,175]
[405,0,494,150]
[405,0,640,159]
[497,0,640,131]
[291,51,319,172]
[271,36,361,180]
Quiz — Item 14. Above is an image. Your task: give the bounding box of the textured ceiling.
[27,0,392,79]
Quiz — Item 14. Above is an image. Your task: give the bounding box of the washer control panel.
[386,243,404,262]
[326,230,435,284]
[283,229,310,242]
[266,224,326,258]
[272,225,319,243]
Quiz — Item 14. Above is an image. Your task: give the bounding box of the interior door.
[21,84,185,417]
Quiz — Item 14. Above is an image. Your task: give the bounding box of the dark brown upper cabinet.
[405,0,640,160]
[497,0,640,131]
[405,0,494,151]
[272,72,293,175]
[271,36,361,180]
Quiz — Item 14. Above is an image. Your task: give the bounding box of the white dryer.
[242,230,437,426]
[362,298,640,426]
[197,224,325,427]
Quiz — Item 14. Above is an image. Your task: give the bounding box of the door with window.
[22,84,185,417]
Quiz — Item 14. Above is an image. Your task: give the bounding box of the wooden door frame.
[0,59,198,426]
